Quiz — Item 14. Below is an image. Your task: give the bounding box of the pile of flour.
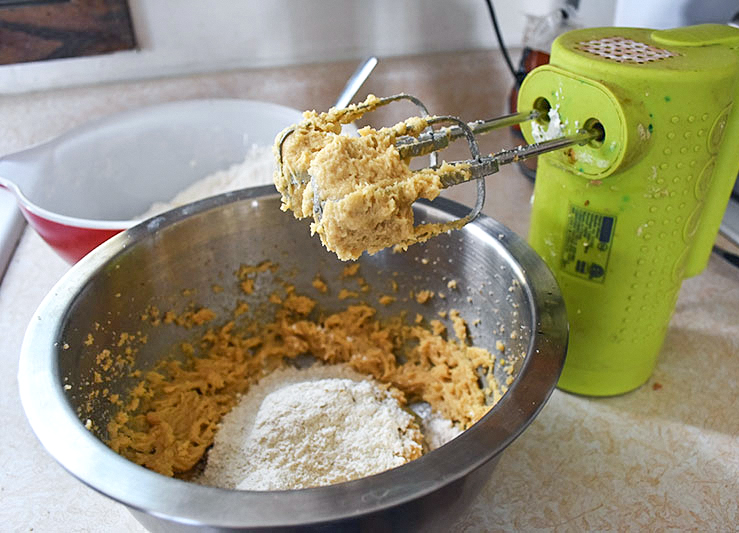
[412,401,462,450]
[137,145,274,219]
[198,364,461,491]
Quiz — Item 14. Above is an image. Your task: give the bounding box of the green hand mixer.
[280,24,739,396]
[518,24,739,395]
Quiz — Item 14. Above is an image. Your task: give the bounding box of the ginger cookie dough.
[274,95,471,261]
[105,263,501,482]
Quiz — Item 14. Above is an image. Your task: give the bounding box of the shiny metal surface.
[492,127,601,166]
[395,109,540,159]
[333,56,378,109]
[18,187,567,532]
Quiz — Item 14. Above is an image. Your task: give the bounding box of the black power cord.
[484,0,537,180]
[484,0,526,84]
[713,245,739,269]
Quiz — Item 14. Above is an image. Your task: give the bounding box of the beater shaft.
[395,109,540,159]
[276,93,603,233]
[434,127,602,188]
[493,127,598,166]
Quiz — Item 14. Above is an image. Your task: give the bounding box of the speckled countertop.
[1,51,738,532]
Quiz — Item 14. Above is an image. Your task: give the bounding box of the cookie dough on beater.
[274,95,472,261]
[274,93,597,261]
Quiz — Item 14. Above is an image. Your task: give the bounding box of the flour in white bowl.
[137,144,274,219]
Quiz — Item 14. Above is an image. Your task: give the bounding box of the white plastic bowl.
[0,99,303,262]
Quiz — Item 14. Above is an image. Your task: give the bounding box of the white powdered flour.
[531,106,567,143]
[137,145,274,219]
[199,364,428,491]
[413,402,462,450]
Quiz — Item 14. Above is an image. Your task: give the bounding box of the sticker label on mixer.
[561,204,615,283]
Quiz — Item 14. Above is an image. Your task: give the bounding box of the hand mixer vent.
[575,36,678,64]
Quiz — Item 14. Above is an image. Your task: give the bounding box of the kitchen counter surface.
[1,51,738,532]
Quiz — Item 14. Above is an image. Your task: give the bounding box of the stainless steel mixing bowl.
[18,187,567,532]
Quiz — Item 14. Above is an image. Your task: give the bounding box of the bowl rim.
[17,186,568,529]
[0,98,305,230]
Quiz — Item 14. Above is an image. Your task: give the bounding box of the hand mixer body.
[518,25,739,395]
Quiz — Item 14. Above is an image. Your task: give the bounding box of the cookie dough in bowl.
[18,186,567,532]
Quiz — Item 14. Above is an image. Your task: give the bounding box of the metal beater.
[277,93,603,227]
